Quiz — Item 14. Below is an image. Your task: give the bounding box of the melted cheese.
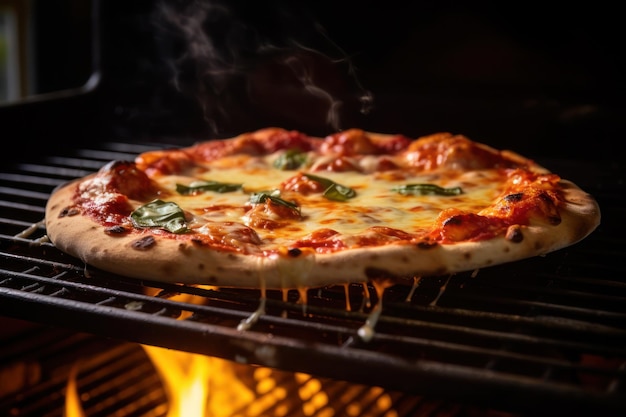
[149,153,508,250]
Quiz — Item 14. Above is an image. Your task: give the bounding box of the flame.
[64,361,86,417]
[143,345,255,417]
[64,289,402,416]
[65,342,401,417]
[142,290,256,416]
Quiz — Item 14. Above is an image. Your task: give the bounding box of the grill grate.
[0,319,473,417]
[0,142,625,416]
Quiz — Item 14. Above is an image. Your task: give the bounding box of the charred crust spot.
[443,216,463,226]
[207,276,218,284]
[548,215,562,225]
[191,238,205,246]
[104,225,129,236]
[534,240,544,251]
[197,263,205,270]
[538,191,553,204]
[131,235,156,250]
[504,192,524,202]
[463,252,471,259]
[416,240,439,249]
[287,248,302,257]
[505,225,524,243]
[59,206,80,218]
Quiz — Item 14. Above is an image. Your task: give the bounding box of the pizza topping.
[374,134,413,154]
[302,173,357,201]
[130,199,190,234]
[367,226,415,240]
[281,173,327,194]
[293,228,346,251]
[273,149,308,170]
[353,226,415,246]
[432,209,508,242]
[195,221,262,251]
[176,180,243,195]
[503,169,561,193]
[482,188,561,226]
[135,149,196,176]
[249,190,300,215]
[321,129,378,156]
[245,191,302,230]
[404,133,518,171]
[392,183,463,196]
[257,129,315,154]
[310,155,361,172]
[369,157,400,172]
[76,192,134,227]
[190,128,315,162]
[73,161,161,227]
[90,161,160,199]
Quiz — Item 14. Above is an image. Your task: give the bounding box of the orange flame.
[64,361,85,417]
[64,289,402,416]
[142,344,255,417]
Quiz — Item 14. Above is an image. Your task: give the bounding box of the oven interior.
[1,1,625,416]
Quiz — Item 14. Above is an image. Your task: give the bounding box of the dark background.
[3,0,625,161]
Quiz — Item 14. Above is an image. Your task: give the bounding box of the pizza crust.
[45,176,600,289]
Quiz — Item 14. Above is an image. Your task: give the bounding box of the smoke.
[152,0,373,134]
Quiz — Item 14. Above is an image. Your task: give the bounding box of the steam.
[152,0,372,134]
[283,55,343,130]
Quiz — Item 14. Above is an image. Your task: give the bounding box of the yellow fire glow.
[64,291,401,416]
[65,346,401,417]
[142,344,255,417]
[64,361,85,417]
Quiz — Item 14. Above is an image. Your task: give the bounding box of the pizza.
[44,128,601,290]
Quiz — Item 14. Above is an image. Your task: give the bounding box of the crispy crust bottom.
[45,177,600,289]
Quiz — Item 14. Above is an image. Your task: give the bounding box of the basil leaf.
[322,183,356,201]
[273,149,307,170]
[303,173,356,201]
[392,184,463,196]
[250,190,301,214]
[130,199,190,234]
[176,180,242,195]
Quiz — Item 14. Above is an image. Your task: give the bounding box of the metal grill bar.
[0,141,625,416]
[0,320,444,417]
